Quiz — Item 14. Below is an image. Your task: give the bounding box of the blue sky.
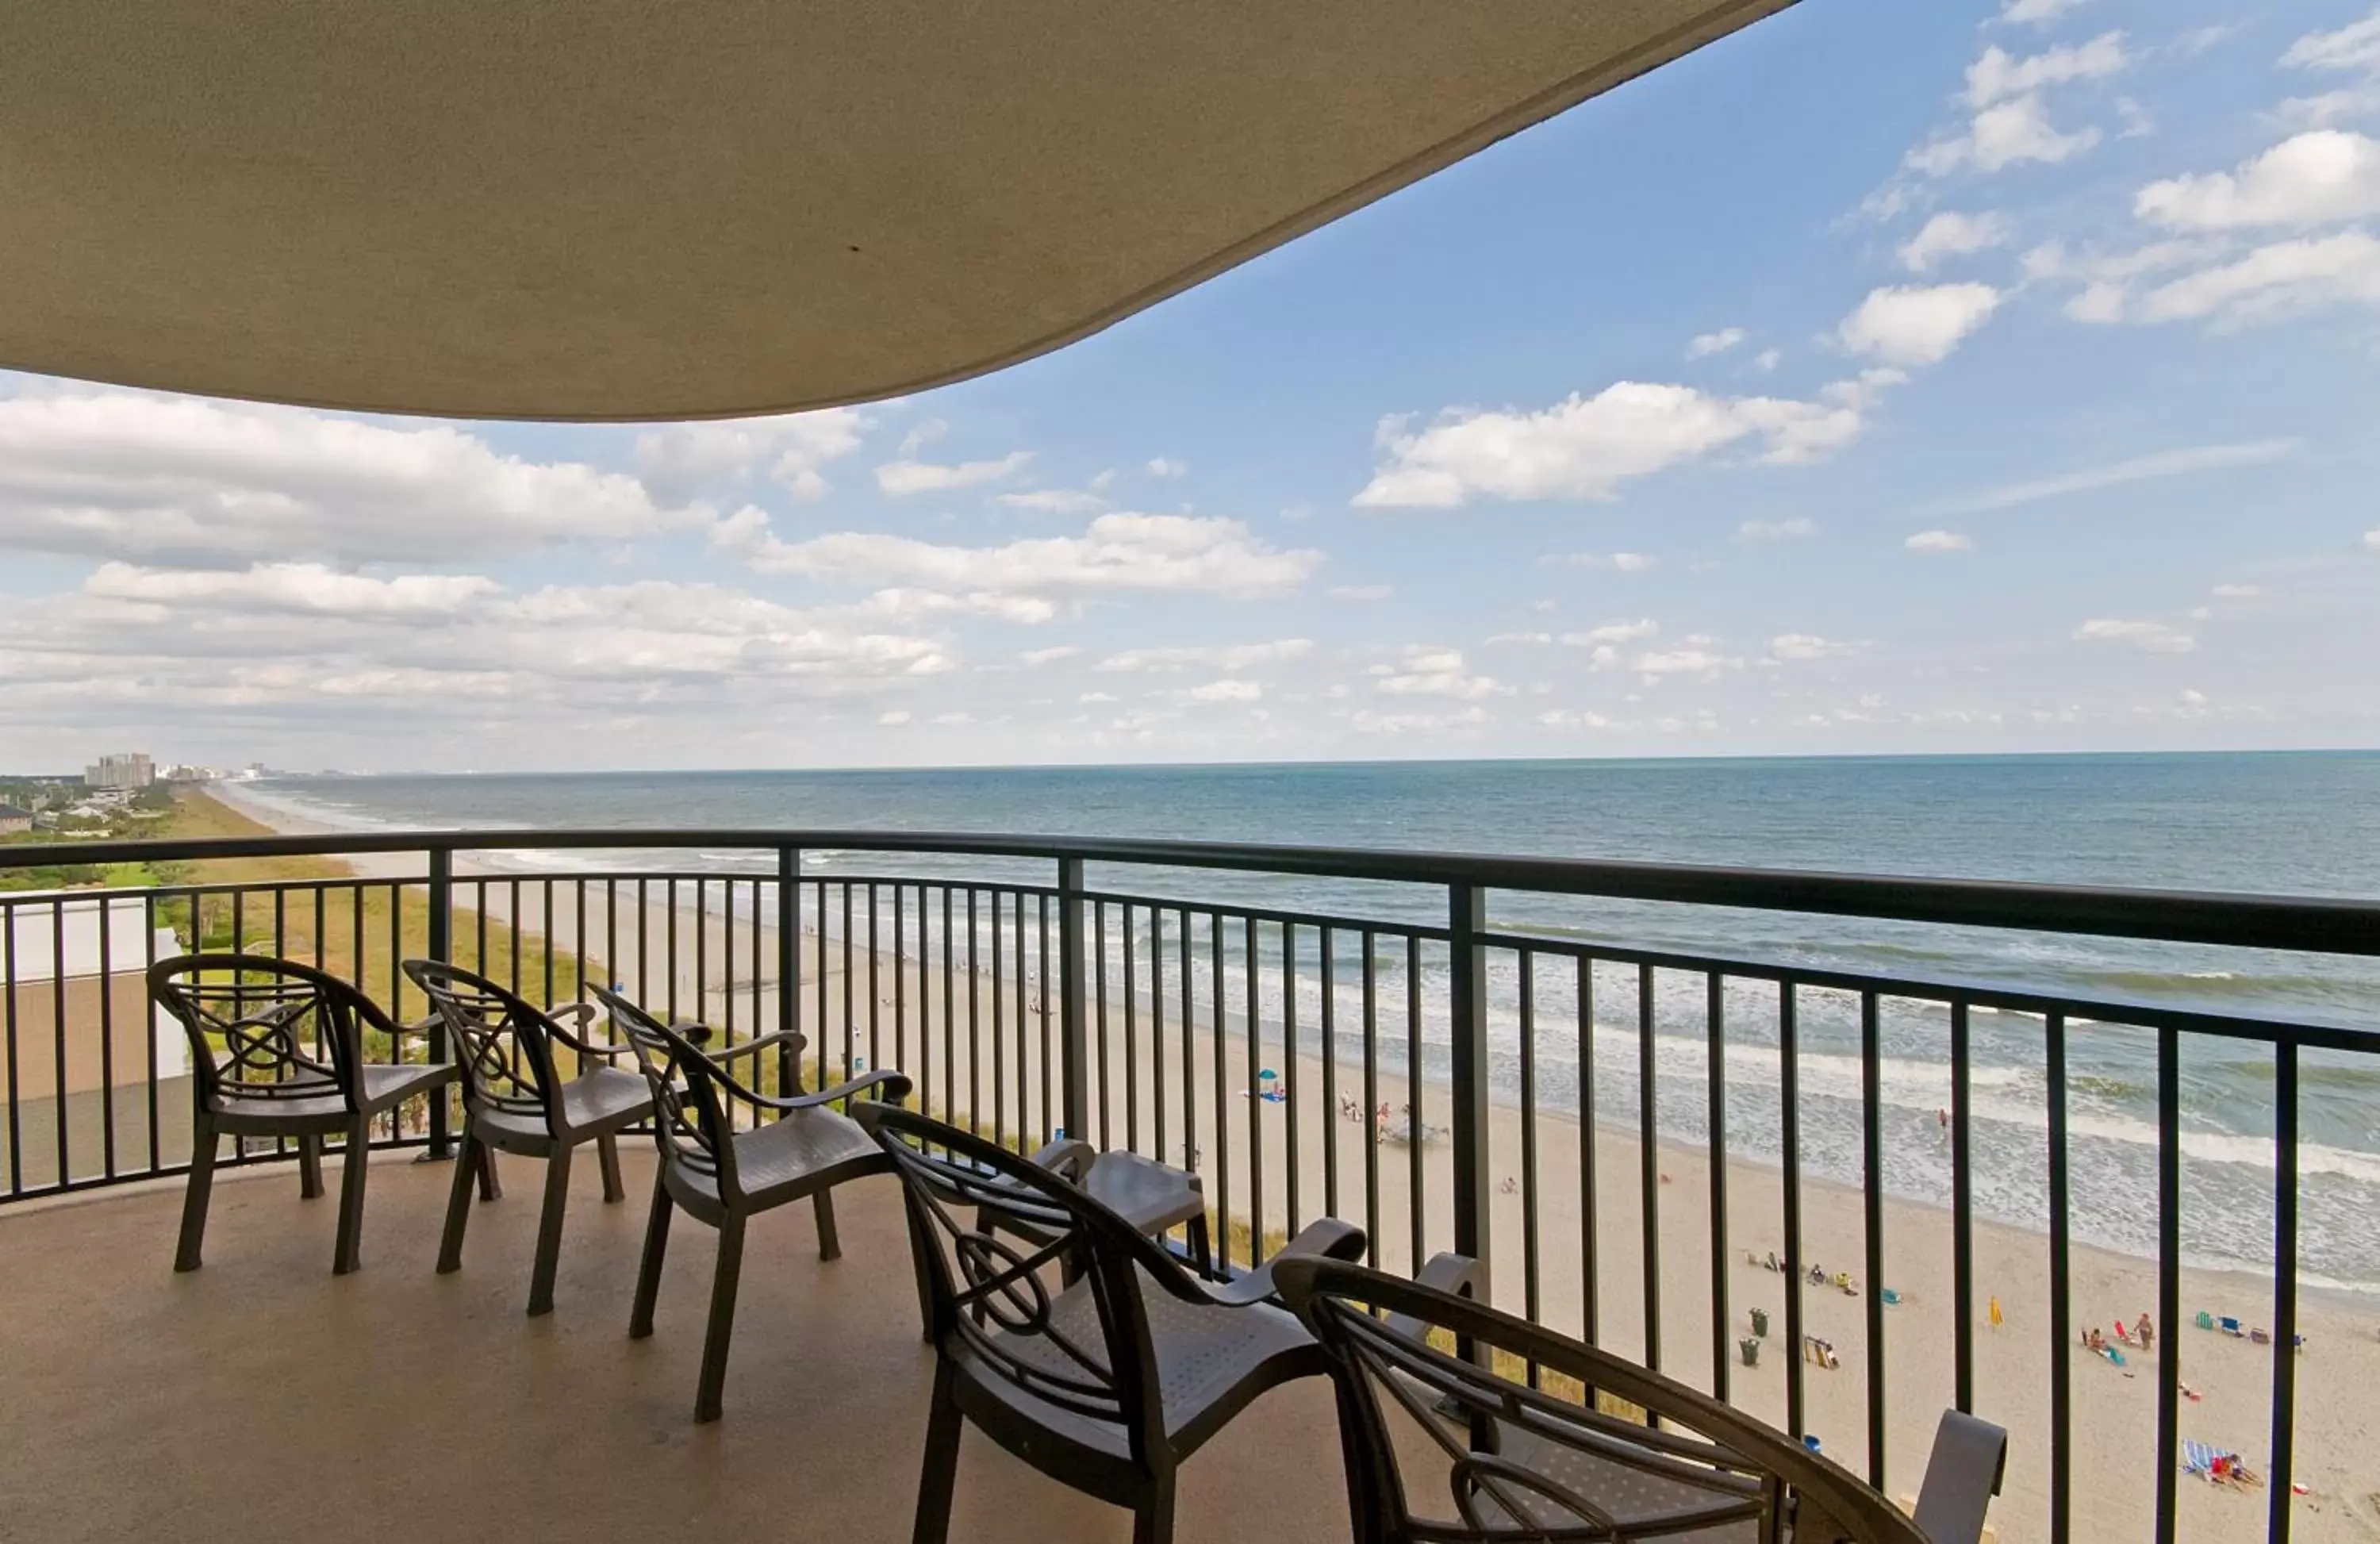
[6,0,2379,773]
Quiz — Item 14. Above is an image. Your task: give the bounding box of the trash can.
[1750,1308,1770,1338]
[1740,1337,1760,1369]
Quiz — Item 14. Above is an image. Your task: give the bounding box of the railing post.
[1449,884,1492,1298]
[778,845,802,1096]
[1058,857,1089,1142]
[424,844,453,1158]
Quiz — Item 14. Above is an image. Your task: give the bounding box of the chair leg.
[436,1134,478,1273]
[477,1143,502,1201]
[597,1132,625,1203]
[693,1212,747,1423]
[912,1359,964,1544]
[1187,1212,1215,1280]
[527,1143,574,1316]
[628,1164,673,1340]
[297,1134,324,1200]
[1133,1474,1177,1544]
[175,1120,218,1273]
[812,1187,843,1262]
[332,1115,371,1275]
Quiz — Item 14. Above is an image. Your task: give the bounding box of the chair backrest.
[1273,1258,1929,1544]
[149,953,386,1114]
[1912,1408,2006,1544]
[854,1103,1173,1465]
[401,959,564,1135]
[589,983,743,1200]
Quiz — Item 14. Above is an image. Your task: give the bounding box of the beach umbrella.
[3,2,1798,421]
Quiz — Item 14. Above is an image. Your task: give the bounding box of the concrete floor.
[0,1146,1350,1544]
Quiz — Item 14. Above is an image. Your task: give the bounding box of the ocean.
[238,753,2380,1291]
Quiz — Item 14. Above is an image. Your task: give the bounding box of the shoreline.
[201,784,2380,1540]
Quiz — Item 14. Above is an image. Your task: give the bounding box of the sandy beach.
[210,786,2380,1542]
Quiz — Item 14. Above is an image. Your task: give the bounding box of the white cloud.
[1839,284,2002,367]
[2133,232,2380,323]
[1753,348,1782,372]
[1633,647,1742,678]
[1997,0,2090,25]
[1543,551,1658,572]
[1768,632,1861,660]
[2283,9,2380,75]
[2136,132,2380,231]
[1097,639,1314,674]
[1019,645,1078,666]
[0,390,708,566]
[1146,458,1189,478]
[1687,328,1749,359]
[720,511,1322,605]
[1353,382,1863,507]
[878,709,913,726]
[1965,35,2129,109]
[634,409,868,502]
[1899,211,2013,272]
[997,489,1108,514]
[1737,518,1818,541]
[1560,619,1660,647]
[1535,709,1620,729]
[1907,94,2102,176]
[1373,649,1511,701]
[1078,691,1119,704]
[1348,707,1488,736]
[1328,584,1392,602]
[2212,583,2262,597]
[2364,528,2380,551]
[1930,439,2302,514]
[1187,679,1263,704]
[2075,618,2196,653]
[874,450,1035,495]
[1487,632,1553,647]
[83,562,501,617]
[1906,530,1975,551]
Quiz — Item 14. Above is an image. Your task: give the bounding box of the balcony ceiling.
[0,1,1795,422]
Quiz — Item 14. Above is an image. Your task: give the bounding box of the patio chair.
[983,1137,1215,1280]
[403,959,654,1316]
[854,1102,1368,1544]
[1273,1256,1932,1544]
[591,983,912,1423]
[1912,1408,2007,1544]
[150,953,458,1276]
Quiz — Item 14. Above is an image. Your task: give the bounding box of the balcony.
[6,827,2377,1544]
[0,1143,1348,1544]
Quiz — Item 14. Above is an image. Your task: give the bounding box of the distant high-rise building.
[84,753,155,791]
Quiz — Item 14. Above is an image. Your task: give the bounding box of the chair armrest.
[754,1068,913,1112]
[1030,1136,1096,1182]
[1388,1251,1484,1341]
[1204,1218,1369,1307]
[543,1002,639,1059]
[701,1027,804,1064]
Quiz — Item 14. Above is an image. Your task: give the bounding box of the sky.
[6,0,2380,774]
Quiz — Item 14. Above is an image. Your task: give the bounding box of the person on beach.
[1989,1295,2002,1329]
[2137,1312,2154,1354]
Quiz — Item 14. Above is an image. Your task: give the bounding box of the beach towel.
[2183,1441,2220,1477]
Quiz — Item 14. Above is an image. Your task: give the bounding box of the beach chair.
[2220,1315,2244,1337]
[150,954,458,1275]
[2195,1310,2213,1331]
[404,959,654,1316]
[2183,1440,2217,1480]
[1273,1257,1930,1544]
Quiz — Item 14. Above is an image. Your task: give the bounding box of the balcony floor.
[0,1146,1348,1544]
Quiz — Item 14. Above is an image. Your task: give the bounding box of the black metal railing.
[4,827,2375,1544]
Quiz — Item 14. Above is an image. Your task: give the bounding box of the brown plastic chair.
[985,1137,1215,1279]
[149,953,457,1276]
[403,959,654,1316]
[1273,1257,1931,1544]
[855,1102,1368,1544]
[591,982,912,1423]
